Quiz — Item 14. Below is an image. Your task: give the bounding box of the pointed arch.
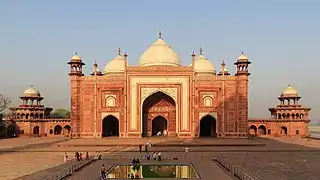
[102,115,119,137]
[248,125,257,135]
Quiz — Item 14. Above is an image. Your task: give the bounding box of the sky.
[0,0,319,122]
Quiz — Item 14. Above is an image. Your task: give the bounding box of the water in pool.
[107,164,198,178]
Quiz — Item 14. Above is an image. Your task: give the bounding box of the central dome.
[139,38,180,67]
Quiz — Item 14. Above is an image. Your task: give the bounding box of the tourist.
[146,152,150,160]
[144,144,148,152]
[100,164,106,179]
[64,153,68,163]
[153,152,157,160]
[139,144,142,152]
[132,158,136,165]
[135,172,140,179]
[130,173,134,179]
[185,147,189,152]
[86,152,89,160]
[98,151,101,160]
[75,152,80,161]
[79,153,83,161]
[136,158,140,164]
[157,151,162,161]
[163,129,167,136]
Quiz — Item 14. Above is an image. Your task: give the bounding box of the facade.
[8,86,71,137]
[68,33,251,139]
[248,85,311,137]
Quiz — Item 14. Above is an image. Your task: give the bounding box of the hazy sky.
[0,0,319,121]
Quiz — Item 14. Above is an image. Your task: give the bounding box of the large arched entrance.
[199,115,217,137]
[102,115,119,137]
[54,125,62,135]
[152,116,168,136]
[33,126,40,135]
[142,91,176,137]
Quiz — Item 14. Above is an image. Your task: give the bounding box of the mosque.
[3,32,311,138]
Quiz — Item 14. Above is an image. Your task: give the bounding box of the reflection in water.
[107,165,198,178]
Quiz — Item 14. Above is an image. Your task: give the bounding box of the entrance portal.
[152,116,168,136]
[199,115,216,137]
[142,91,176,137]
[102,115,119,137]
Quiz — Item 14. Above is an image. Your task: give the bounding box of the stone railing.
[213,156,257,180]
[46,157,95,180]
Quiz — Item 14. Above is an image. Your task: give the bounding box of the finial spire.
[288,84,291,87]
[241,50,244,55]
[200,47,203,55]
[191,51,195,57]
[117,48,121,55]
[75,52,78,55]
[31,84,34,88]
[158,30,162,39]
[94,60,97,64]
[221,60,225,65]
[124,52,128,59]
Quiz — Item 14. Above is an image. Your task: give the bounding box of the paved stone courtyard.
[0,136,319,180]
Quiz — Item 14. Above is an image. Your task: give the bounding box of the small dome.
[194,54,216,74]
[104,55,126,74]
[281,84,298,97]
[23,86,41,97]
[139,38,180,67]
[220,66,229,73]
[71,53,81,60]
[237,53,248,60]
[91,67,102,75]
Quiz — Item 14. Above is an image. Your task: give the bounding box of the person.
[64,153,68,163]
[130,173,134,179]
[146,152,150,160]
[153,152,157,160]
[79,153,83,161]
[144,144,148,152]
[136,158,140,164]
[157,151,162,161]
[132,158,136,165]
[86,152,89,160]
[98,151,101,160]
[139,144,142,152]
[101,164,106,179]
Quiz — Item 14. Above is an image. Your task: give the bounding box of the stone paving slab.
[219,152,320,180]
[0,146,120,180]
[0,137,68,150]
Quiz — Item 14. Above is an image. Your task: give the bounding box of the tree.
[50,108,70,118]
[0,94,11,115]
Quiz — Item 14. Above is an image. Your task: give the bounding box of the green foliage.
[50,108,70,118]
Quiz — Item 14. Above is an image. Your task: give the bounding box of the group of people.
[64,151,102,163]
[146,151,162,161]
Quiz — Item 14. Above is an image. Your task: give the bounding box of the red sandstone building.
[8,86,71,137]
[248,85,311,137]
[68,33,251,139]
[6,33,311,138]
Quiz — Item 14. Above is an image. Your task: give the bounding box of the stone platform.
[53,136,265,147]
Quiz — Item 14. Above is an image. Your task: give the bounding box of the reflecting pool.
[107,164,199,178]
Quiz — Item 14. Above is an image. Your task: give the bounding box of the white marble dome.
[281,84,298,97]
[23,86,41,97]
[194,54,216,74]
[104,55,126,74]
[139,38,180,67]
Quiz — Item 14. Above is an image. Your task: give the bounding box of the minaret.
[234,51,251,137]
[234,51,251,76]
[67,52,85,138]
[90,61,102,76]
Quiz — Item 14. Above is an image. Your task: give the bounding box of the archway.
[102,115,119,137]
[33,126,40,135]
[199,115,216,137]
[248,125,257,135]
[54,125,62,135]
[142,91,176,137]
[281,126,288,135]
[152,116,168,136]
[257,125,266,135]
[63,125,71,135]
